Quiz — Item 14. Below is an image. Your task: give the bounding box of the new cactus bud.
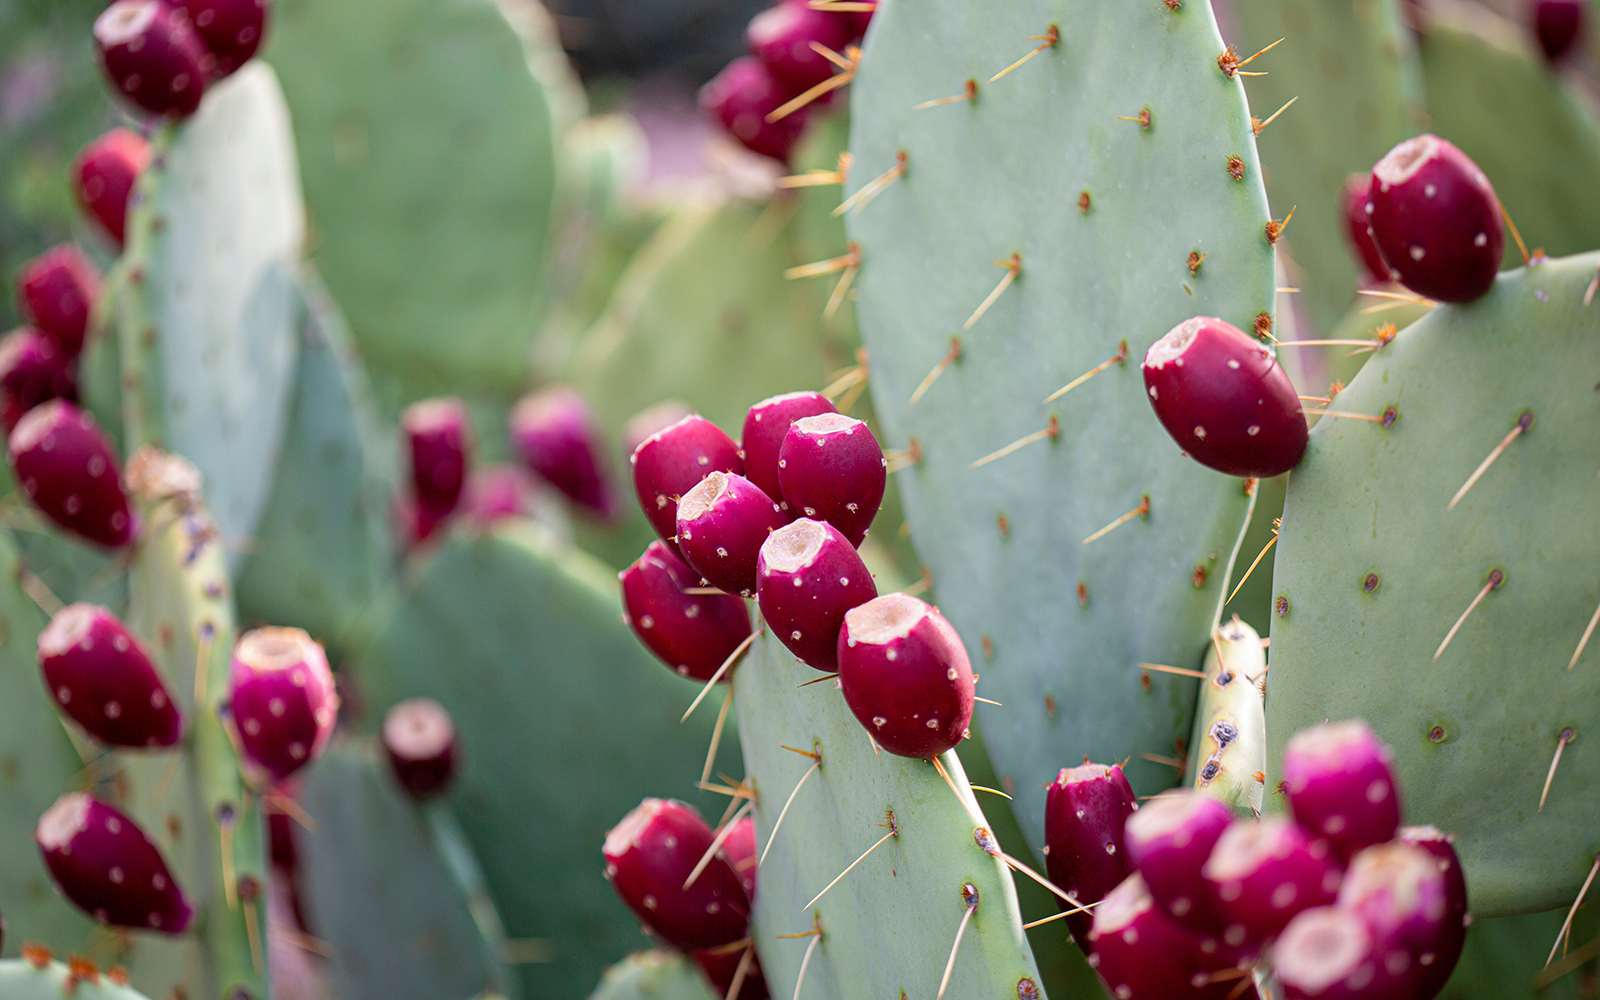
[621,540,753,681]
[18,246,100,358]
[700,57,810,164]
[1125,790,1234,932]
[0,328,78,433]
[402,397,470,520]
[1201,817,1340,953]
[1282,720,1402,860]
[676,471,785,596]
[1143,317,1307,478]
[1341,174,1390,286]
[1044,761,1138,949]
[756,518,877,671]
[1532,0,1586,64]
[747,1,853,93]
[1367,135,1503,303]
[94,0,210,118]
[741,390,836,511]
[1274,906,1403,1000]
[720,814,758,901]
[1396,826,1468,997]
[836,593,974,758]
[36,792,193,933]
[229,627,338,784]
[777,413,886,547]
[602,798,750,951]
[1088,874,1259,1000]
[510,387,616,520]
[630,413,743,550]
[8,401,134,550]
[38,603,182,749]
[382,698,457,801]
[180,0,269,77]
[623,400,692,459]
[74,128,149,248]
[1337,842,1460,995]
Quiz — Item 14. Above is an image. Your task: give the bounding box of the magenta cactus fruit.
[180,0,269,77]
[382,697,457,801]
[623,400,692,458]
[740,390,836,510]
[629,413,743,549]
[694,947,771,1000]
[94,0,210,118]
[602,798,749,951]
[720,814,758,900]
[1397,826,1469,997]
[1124,790,1234,932]
[74,128,149,248]
[1282,719,1402,860]
[700,56,810,164]
[461,465,534,527]
[1532,0,1586,64]
[1337,842,1460,994]
[1275,906,1403,1000]
[38,603,182,749]
[747,1,853,93]
[1201,817,1340,952]
[1367,134,1503,303]
[776,413,886,547]
[229,627,339,784]
[510,387,615,519]
[756,517,877,671]
[8,401,134,550]
[1341,174,1390,286]
[675,471,785,596]
[0,328,78,433]
[1143,317,1307,478]
[835,593,975,758]
[1088,874,1258,1000]
[1043,761,1138,948]
[620,540,754,681]
[18,245,100,358]
[402,397,470,520]
[36,792,193,933]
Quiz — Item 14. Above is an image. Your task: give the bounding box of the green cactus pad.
[588,951,715,1000]
[299,742,516,1000]
[844,0,1275,851]
[117,65,304,563]
[235,269,395,656]
[355,524,736,996]
[1267,252,1600,916]
[733,632,1047,999]
[0,960,153,1000]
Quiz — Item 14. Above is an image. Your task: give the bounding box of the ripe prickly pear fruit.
[720,814,758,900]
[602,798,750,951]
[676,472,785,596]
[1143,317,1307,478]
[38,603,182,749]
[403,398,470,520]
[229,627,338,784]
[8,401,134,550]
[1367,135,1503,303]
[74,129,149,248]
[0,328,78,433]
[1337,842,1460,995]
[36,792,193,933]
[623,400,692,459]
[1088,874,1258,1000]
[510,387,615,520]
[1282,720,1402,860]
[180,0,268,77]
[1532,0,1586,64]
[756,518,877,671]
[700,57,810,164]
[777,413,886,547]
[18,246,100,358]
[694,946,771,1000]
[1275,906,1403,1000]
[1201,817,1340,953]
[1125,790,1234,932]
[1341,174,1390,286]
[747,1,853,94]
[836,593,974,758]
[741,390,836,512]
[630,414,743,551]
[1044,761,1138,949]
[382,698,457,801]
[94,0,209,118]
[460,465,534,527]
[621,540,753,681]
[1397,826,1468,997]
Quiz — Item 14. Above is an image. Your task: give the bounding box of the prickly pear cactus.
[117,65,304,562]
[1185,616,1268,815]
[845,0,1275,851]
[1267,252,1600,916]
[588,950,715,1000]
[0,960,153,1000]
[734,632,1047,999]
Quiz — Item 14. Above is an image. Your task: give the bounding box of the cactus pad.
[0,960,153,1000]
[588,951,716,1000]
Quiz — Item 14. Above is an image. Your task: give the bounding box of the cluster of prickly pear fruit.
[94,0,268,119]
